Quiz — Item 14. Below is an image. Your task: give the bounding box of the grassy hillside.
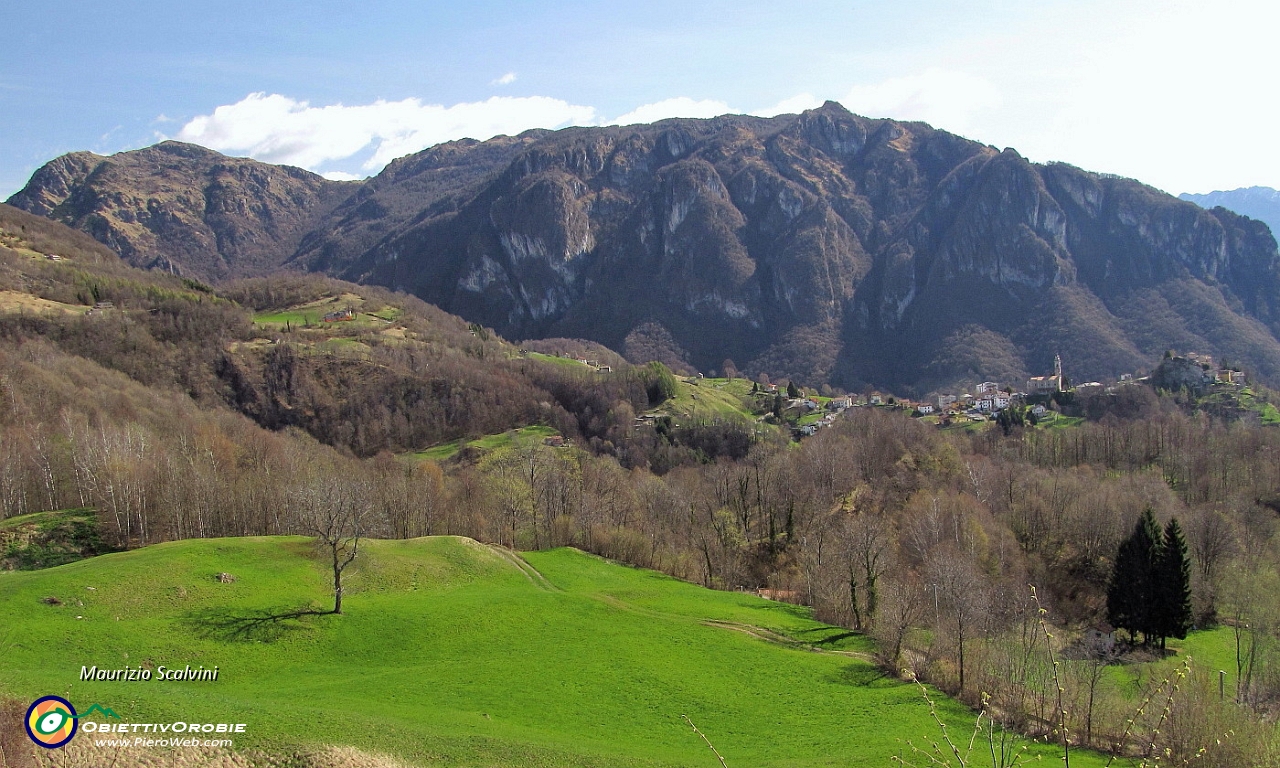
[0,537,1103,767]
[252,292,405,330]
[1103,626,1244,699]
[0,509,115,570]
[658,377,759,422]
[406,425,560,462]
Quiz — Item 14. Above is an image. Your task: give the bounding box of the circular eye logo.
[25,696,78,749]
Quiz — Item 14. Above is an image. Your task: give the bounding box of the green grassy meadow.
[524,351,595,370]
[252,294,405,331]
[252,308,324,326]
[1103,626,1243,699]
[1,508,116,569]
[407,425,559,462]
[0,536,1106,767]
[662,378,760,423]
[1043,415,1086,430]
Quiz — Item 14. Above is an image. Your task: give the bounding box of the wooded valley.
[2,205,1278,765]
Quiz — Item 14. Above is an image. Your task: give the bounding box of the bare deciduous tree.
[927,549,989,696]
[294,471,371,615]
[873,574,925,668]
[841,499,891,630]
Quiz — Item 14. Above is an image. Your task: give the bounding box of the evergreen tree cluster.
[1106,508,1193,649]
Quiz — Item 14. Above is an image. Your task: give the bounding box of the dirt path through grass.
[485,544,562,591]
[701,620,876,660]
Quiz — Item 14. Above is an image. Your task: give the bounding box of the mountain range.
[1180,186,1280,245]
[11,101,1280,395]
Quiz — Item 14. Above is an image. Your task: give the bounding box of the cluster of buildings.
[84,300,115,317]
[913,355,1068,421]
[817,359,1062,426]
[786,380,1046,437]
[574,358,612,373]
[541,351,613,373]
[796,400,846,436]
[640,350,1251,443]
[322,307,355,322]
[1175,353,1248,387]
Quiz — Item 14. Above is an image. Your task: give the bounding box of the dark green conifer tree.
[787,380,800,399]
[1107,507,1163,645]
[1154,518,1193,649]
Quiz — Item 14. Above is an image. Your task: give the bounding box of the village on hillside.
[778,352,1251,439]
[528,348,1257,444]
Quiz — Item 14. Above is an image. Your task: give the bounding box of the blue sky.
[3,0,1277,199]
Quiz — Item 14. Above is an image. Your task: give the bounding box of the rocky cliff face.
[12,104,1280,393]
[288,133,541,275]
[8,142,352,281]
[8,151,104,217]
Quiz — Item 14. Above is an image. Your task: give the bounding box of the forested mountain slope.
[12,103,1280,394]
[3,203,1280,766]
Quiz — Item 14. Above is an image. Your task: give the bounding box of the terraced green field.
[0,537,1104,766]
[406,425,559,462]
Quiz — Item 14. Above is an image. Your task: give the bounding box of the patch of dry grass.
[0,291,88,316]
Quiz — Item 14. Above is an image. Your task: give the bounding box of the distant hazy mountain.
[1180,187,1280,240]
[12,103,1280,394]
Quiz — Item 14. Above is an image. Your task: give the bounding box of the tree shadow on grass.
[790,626,860,642]
[831,663,900,688]
[747,601,811,620]
[182,603,331,643]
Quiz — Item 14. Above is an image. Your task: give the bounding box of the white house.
[975,381,1001,396]
[1082,623,1116,657]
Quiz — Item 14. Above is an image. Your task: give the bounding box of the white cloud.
[176,92,597,173]
[492,72,517,86]
[841,69,1001,136]
[174,91,838,181]
[751,94,824,118]
[609,97,733,126]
